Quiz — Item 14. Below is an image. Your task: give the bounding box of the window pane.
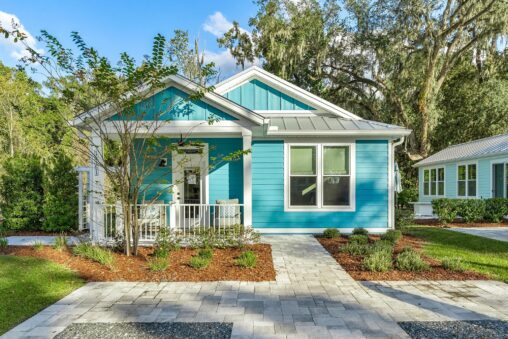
[458,181,466,196]
[290,177,317,206]
[323,176,350,206]
[424,170,429,182]
[438,182,444,196]
[468,164,476,180]
[290,146,316,175]
[424,182,429,195]
[323,146,349,175]
[438,168,444,181]
[468,180,476,196]
[458,165,466,180]
[431,182,436,195]
[431,169,437,182]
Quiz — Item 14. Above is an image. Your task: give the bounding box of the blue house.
[73,67,410,242]
[413,133,508,218]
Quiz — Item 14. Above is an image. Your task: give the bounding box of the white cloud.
[204,49,261,79]
[203,11,247,38]
[0,11,43,61]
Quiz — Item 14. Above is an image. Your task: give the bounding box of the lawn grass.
[405,226,508,282]
[0,256,84,335]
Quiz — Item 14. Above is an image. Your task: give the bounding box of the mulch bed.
[414,220,508,228]
[316,235,489,281]
[4,244,275,282]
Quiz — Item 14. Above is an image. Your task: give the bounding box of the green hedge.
[432,198,508,224]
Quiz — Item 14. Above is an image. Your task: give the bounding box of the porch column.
[242,130,252,227]
[89,130,105,243]
[78,171,84,231]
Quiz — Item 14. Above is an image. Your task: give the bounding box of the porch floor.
[4,235,508,338]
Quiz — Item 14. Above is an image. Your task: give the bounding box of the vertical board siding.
[135,138,243,204]
[224,79,315,111]
[109,87,237,121]
[251,140,389,229]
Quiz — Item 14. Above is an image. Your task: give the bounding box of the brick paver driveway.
[450,227,508,242]
[3,235,508,338]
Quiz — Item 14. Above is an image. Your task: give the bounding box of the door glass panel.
[493,164,504,198]
[184,168,201,204]
[290,146,316,175]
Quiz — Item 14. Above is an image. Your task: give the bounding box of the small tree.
[0,154,43,230]
[42,152,78,232]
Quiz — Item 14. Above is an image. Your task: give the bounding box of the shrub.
[189,255,210,269]
[0,154,43,230]
[441,257,465,272]
[371,240,394,255]
[458,199,485,223]
[0,237,8,251]
[42,153,78,232]
[235,251,257,268]
[432,198,459,224]
[349,234,368,245]
[395,248,429,271]
[352,228,368,236]
[397,187,418,209]
[381,230,402,244]
[395,209,414,230]
[53,235,67,251]
[73,242,115,268]
[153,228,181,258]
[33,240,44,251]
[198,248,213,260]
[188,225,260,249]
[363,251,392,272]
[484,198,508,223]
[322,228,340,238]
[340,242,371,256]
[147,257,169,272]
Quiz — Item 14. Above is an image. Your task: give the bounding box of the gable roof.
[267,116,411,137]
[214,66,362,120]
[71,73,265,127]
[414,133,508,167]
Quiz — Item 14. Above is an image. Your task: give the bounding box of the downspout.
[390,137,405,229]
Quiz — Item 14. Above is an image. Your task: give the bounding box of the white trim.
[171,144,209,205]
[214,66,362,120]
[266,129,411,137]
[101,121,249,136]
[255,110,324,114]
[242,131,253,227]
[283,142,356,212]
[257,227,389,234]
[456,161,478,198]
[388,141,394,229]
[421,165,446,198]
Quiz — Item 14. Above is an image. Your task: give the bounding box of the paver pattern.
[450,227,508,242]
[3,235,508,338]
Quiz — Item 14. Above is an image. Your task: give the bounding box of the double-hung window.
[423,167,445,196]
[457,163,477,197]
[287,143,354,210]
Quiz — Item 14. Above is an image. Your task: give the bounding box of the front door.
[493,163,506,198]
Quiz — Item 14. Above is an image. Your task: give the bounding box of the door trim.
[172,143,209,204]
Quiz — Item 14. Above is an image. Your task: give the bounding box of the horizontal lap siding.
[251,140,389,229]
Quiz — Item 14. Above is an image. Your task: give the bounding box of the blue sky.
[0,0,258,80]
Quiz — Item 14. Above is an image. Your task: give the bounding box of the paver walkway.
[450,227,508,242]
[6,236,80,246]
[3,235,508,338]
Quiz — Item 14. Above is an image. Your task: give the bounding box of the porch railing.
[101,203,243,242]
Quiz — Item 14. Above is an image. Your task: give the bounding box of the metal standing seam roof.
[414,133,508,167]
[266,116,411,136]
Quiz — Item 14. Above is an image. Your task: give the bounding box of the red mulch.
[316,235,489,281]
[5,244,276,282]
[414,220,508,228]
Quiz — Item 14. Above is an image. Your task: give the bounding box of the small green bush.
[363,251,392,272]
[352,228,368,236]
[395,209,414,230]
[371,240,394,254]
[33,240,44,251]
[235,251,257,268]
[198,248,213,260]
[380,230,402,244]
[349,234,368,245]
[340,242,371,256]
[441,257,465,272]
[73,242,115,268]
[0,237,8,251]
[322,228,340,238]
[53,235,67,251]
[147,257,169,272]
[397,187,418,209]
[189,255,211,269]
[395,248,429,271]
[153,228,181,258]
[484,198,508,223]
[432,198,459,224]
[458,199,485,223]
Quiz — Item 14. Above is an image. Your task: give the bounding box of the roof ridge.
[446,133,508,149]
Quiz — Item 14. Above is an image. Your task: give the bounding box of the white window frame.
[422,166,446,197]
[284,142,356,212]
[457,161,478,198]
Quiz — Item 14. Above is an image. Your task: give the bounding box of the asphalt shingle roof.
[415,133,508,167]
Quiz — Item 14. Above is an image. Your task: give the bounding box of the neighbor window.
[423,167,445,197]
[288,144,353,209]
[457,163,476,197]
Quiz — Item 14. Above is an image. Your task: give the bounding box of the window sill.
[284,206,355,212]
